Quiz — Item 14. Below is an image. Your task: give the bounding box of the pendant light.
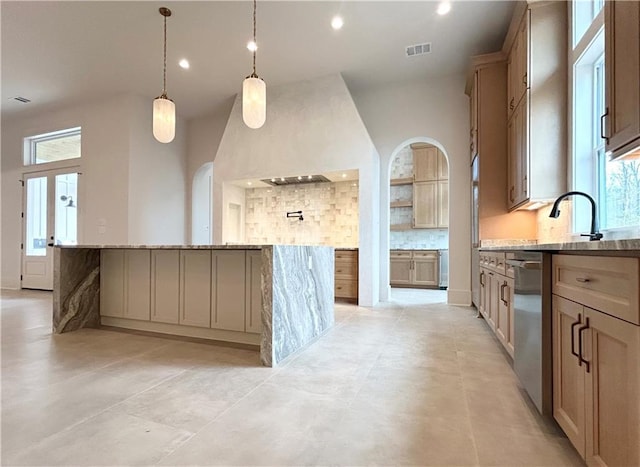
[242,0,266,129]
[153,7,175,143]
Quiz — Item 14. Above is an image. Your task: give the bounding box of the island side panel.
[260,246,274,366]
[53,247,101,333]
[269,245,335,366]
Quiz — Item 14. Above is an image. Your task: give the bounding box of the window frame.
[23,127,82,167]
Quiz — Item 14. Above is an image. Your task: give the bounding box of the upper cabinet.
[413,145,448,182]
[506,2,567,210]
[507,11,529,119]
[604,0,640,160]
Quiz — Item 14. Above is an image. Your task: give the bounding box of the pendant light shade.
[242,76,266,129]
[242,0,266,129]
[153,95,175,143]
[153,7,175,143]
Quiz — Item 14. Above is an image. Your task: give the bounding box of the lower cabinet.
[100,250,150,321]
[335,249,358,300]
[101,249,262,335]
[552,254,640,466]
[478,251,514,357]
[390,250,439,288]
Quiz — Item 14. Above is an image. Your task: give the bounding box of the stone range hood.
[212,73,381,306]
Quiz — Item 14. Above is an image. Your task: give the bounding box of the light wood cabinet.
[413,181,437,228]
[335,249,358,301]
[437,180,449,228]
[604,0,640,159]
[552,254,640,466]
[413,146,439,182]
[180,250,211,328]
[390,251,412,286]
[211,250,246,332]
[150,250,180,324]
[478,251,515,356]
[390,250,439,288]
[99,250,150,321]
[505,2,566,210]
[245,250,262,334]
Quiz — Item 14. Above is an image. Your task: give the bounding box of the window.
[573,0,604,47]
[24,127,81,165]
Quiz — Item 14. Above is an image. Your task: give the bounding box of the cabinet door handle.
[510,186,515,202]
[600,107,609,142]
[575,277,590,283]
[571,313,582,362]
[500,281,508,305]
[578,317,590,373]
[480,271,485,287]
[522,73,527,86]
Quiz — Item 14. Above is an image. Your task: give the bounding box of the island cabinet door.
[211,250,246,332]
[124,250,151,321]
[100,250,125,318]
[179,251,211,328]
[245,251,263,334]
[150,250,180,324]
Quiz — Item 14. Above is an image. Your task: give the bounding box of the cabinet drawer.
[335,260,357,279]
[413,250,438,259]
[335,250,357,262]
[335,279,358,299]
[552,255,640,325]
[391,250,412,259]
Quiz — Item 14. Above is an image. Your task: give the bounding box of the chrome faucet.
[548,191,603,241]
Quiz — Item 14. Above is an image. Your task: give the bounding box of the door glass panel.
[55,173,78,245]
[25,177,47,256]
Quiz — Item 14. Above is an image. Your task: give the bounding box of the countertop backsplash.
[390,229,448,250]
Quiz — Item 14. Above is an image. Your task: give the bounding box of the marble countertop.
[56,244,265,250]
[480,239,640,252]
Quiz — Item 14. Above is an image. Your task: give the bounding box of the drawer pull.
[578,317,590,373]
[337,286,342,290]
[571,313,582,362]
[575,277,590,283]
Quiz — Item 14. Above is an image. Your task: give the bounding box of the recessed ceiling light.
[341,173,347,178]
[437,1,451,15]
[247,181,252,186]
[331,15,344,30]
[247,41,258,52]
[179,59,190,69]
[297,176,302,180]
[280,177,286,182]
[307,175,313,180]
[271,178,276,182]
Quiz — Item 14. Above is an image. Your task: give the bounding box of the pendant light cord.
[251,0,257,78]
[162,12,168,96]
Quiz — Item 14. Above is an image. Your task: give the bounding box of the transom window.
[24,127,81,165]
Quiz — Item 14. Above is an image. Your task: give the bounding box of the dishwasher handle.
[506,259,542,270]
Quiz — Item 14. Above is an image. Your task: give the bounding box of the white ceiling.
[1,1,515,121]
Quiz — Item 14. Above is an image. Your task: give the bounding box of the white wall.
[222,183,246,244]
[213,74,380,306]
[185,99,234,243]
[1,94,188,288]
[128,96,187,245]
[350,74,472,305]
[1,96,132,288]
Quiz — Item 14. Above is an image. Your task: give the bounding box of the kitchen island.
[52,244,334,367]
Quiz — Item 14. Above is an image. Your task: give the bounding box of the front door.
[22,169,79,290]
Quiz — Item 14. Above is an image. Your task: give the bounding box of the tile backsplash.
[245,181,359,247]
[536,200,573,244]
[390,229,449,250]
[390,147,413,179]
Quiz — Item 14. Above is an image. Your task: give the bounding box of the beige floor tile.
[5,410,193,466]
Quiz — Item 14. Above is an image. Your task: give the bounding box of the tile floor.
[1,288,583,466]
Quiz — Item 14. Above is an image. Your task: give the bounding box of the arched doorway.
[387,137,450,302]
[192,162,213,244]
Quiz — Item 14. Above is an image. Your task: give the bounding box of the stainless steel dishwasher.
[506,252,552,416]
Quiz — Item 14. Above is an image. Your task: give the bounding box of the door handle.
[500,282,508,305]
[600,107,609,142]
[578,317,590,373]
[480,271,485,287]
[571,313,582,362]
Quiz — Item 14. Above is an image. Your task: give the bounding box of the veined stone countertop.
[56,244,265,250]
[480,239,640,252]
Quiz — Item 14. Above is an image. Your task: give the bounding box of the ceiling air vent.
[405,42,432,57]
[261,175,331,186]
[10,96,31,103]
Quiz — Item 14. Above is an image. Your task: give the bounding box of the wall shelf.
[390,177,413,186]
[390,200,413,208]
[390,223,413,231]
